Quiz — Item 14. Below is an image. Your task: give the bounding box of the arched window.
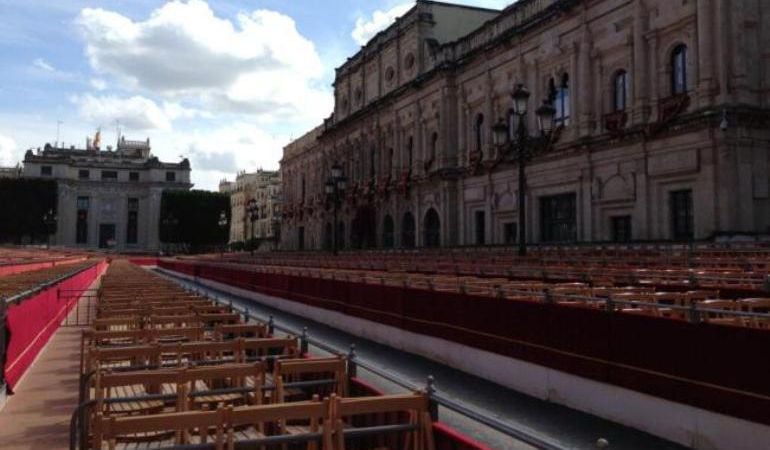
[613,70,628,112]
[401,212,415,248]
[426,132,438,170]
[506,108,515,141]
[474,114,484,154]
[382,215,394,248]
[671,45,688,95]
[423,208,440,248]
[551,74,570,126]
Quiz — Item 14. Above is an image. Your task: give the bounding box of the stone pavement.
[0,281,98,449]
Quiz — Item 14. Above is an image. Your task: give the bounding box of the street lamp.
[43,209,57,249]
[217,210,229,257]
[325,164,347,255]
[492,83,557,257]
[246,198,258,254]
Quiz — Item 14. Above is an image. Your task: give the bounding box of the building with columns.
[281,0,770,251]
[22,137,192,251]
[220,169,282,248]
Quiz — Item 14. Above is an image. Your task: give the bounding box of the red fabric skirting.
[3,261,107,390]
[159,260,770,426]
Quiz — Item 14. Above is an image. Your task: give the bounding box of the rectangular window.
[540,193,577,242]
[503,222,517,245]
[76,196,89,244]
[474,210,486,245]
[126,198,139,244]
[611,216,632,242]
[101,170,118,180]
[670,189,693,240]
[41,166,52,176]
[78,169,90,180]
[166,171,176,182]
[129,171,139,182]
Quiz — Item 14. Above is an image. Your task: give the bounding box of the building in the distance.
[220,169,282,249]
[0,165,22,178]
[281,0,770,251]
[22,136,192,251]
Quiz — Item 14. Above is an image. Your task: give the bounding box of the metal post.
[516,117,528,257]
[300,327,309,355]
[268,315,275,335]
[347,343,357,382]
[332,201,338,255]
[243,308,250,323]
[544,288,553,304]
[426,375,438,421]
[688,302,701,324]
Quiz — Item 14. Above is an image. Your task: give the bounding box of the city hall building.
[281,0,770,251]
[22,137,192,251]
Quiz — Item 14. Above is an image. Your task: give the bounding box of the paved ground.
[0,281,98,450]
[156,268,688,450]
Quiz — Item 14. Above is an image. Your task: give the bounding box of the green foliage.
[0,179,57,244]
[159,190,230,251]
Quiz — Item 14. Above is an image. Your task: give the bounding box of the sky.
[0,0,511,190]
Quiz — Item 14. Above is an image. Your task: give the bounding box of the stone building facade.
[281,0,770,251]
[22,138,191,251]
[221,169,282,248]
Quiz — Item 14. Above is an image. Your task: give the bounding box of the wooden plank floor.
[0,281,99,449]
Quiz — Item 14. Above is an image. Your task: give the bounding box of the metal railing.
[179,278,568,450]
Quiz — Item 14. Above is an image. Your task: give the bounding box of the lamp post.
[325,164,347,255]
[43,209,57,249]
[217,210,229,257]
[492,83,556,257]
[246,198,258,254]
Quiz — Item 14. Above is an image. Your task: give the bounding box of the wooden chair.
[738,298,770,328]
[330,393,435,450]
[227,399,333,450]
[93,408,227,449]
[273,357,348,404]
[698,299,742,327]
[183,362,266,410]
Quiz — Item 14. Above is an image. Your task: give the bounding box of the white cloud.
[352,3,413,46]
[72,94,173,130]
[352,1,511,46]
[75,0,332,122]
[33,57,55,72]
[90,78,107,90]
[0,134,18,166]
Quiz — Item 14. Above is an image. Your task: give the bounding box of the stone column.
[632,0,649,123]
[578,32,594,137]
[696,0,716,106]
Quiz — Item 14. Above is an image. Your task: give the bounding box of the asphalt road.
[154,268,688,450]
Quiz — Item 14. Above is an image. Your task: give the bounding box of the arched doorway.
[351,206,376,249]
[324,222,333,251]
[423,208,440,248]
[382,215,394,248]
[337,221,345,250]
[401,212,415,248]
